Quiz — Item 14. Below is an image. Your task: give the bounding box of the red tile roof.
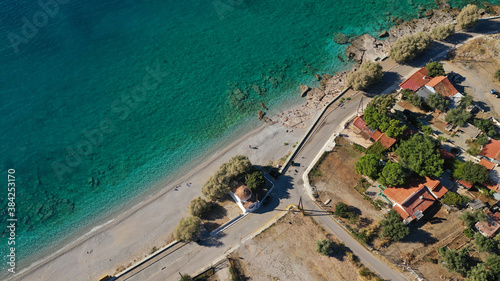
[476,212,500,238]
[353,116,366,130]
[481,139,500,162]
[457,180,474,189]
[484,181,499,192]
[371,130,383,142]
[378,134,397,149]
[439,148,454,159]
[399,67,431,91]
[424,177,448,199]
[426,76,459,97]
[479,158,496,170]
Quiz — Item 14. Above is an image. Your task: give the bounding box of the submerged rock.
[333,32,349,44]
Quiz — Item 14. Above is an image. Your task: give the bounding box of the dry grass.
[233,212,362,281]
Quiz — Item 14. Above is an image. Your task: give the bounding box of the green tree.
[389,32,433,63]
[460,210,487,228]
[457,4,479,30]
[426,61,446,77]
[431,24,455,40]
[396,134,444,177]
[476,134,489,146]
[334,202,349,218]
[383,119,407,138]
[378,162,406,187]
[473,119,498,138]
[426,92,449,111]
[459,94,474,109]
[355,154,382,180]
[347,61,384,91]
[316,239,336,256]
[438,247,470,276]
[245,171,265,191]
[441,192,471,206]
[380,209,409,241]
[474,232,497,252]
[469,263,494,281]
[174,216,201,242]
[404,90,423,108]
[453,161,489,184]
[422,125,433,135]
[365,141,387,159]
[445,108,472,127]
[188,197,211,218]
[364,106,387,130]
[202,155,253,200]
[367,94,396,115]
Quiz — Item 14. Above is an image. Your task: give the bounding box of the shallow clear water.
[0,0,496,270]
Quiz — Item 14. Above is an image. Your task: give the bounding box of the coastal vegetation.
[426,61,446,77]
[431,24,455,41]
[380,209,409,242]
[457,4,479,30]
[202,155,252,201]
[174,216,201,242]
[346,61,383,90]
[188,197,211,218]
[396,134,444,177]
[389,32,432,63]
[445,108,472,127]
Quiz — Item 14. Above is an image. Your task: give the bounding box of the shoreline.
[9,4,500,281]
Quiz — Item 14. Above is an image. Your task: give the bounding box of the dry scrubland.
[233,211,379,281]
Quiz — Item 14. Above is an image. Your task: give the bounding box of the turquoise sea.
[0,0,497,273]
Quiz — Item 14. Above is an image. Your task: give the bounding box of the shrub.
[496,68,500,83]
[404,90,423,108]
[457,4,479,30]
[438,247,470,276]
[245,171,265,191]
[422,125,433,135]
[179,274,193,281]
[346,61,383,90]
[174,216,201,242]
[426,61,446,77]
[316,239,335,256]
[426,92,448,111]
[464,228,474,238]
[460,210,487,228]
[334,202,349,218]
[389,32,432,63]
[188,197,211,217]
[431,24,455,40]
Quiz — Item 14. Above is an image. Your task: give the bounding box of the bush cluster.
[457,4,479,30]
[431,24,455,40]
[389,32,432,63]
[346,61,383,91]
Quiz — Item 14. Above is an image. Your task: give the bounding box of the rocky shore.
[273,4,499,129]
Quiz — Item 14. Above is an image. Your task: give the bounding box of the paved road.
[123,18,500,281]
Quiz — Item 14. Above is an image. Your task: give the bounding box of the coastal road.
[124,18,500,281]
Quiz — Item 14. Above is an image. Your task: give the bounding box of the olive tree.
[389,32,432,63]
[457,4,479,30]
[431,24,455,40]
[188,197,211,217]
[346,61,383,90]
[174,216,201,242]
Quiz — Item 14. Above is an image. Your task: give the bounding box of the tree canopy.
[453,161,489,184]
[404,90,423,108]
[378,162,406,187]
[245,171,265,191]
[445,108,472,127]
[396,134,444,177]
[380,209,409,241]
[431,24,455,40]
[438,247,470,276]
[202,155,253,200]
[367,94,396,115]
[426,62,446,77]
[460,210,487,228]
[389,32,433,63]
[316,239,336,256]
[474,233,497,252]
[457,4,479,30]
[188,197,211,218]
[346,61,384,91]
[426,92,449,111]
[174,216,201,242]
[355,154,382,180]
[441,192,471,206]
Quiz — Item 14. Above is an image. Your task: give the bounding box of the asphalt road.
[123,18,500,281]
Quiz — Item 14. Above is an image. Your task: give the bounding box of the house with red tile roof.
[352,115,397,149]
[399,67,431,92]
[480,139,500,164]
[476,212,500,238]
[424,76,460,98]
[382,177,448,223]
